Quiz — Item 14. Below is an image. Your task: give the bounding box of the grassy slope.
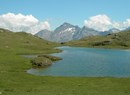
[0,29,130,95]
[66,30,130,49]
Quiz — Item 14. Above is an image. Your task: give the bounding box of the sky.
[0,0,130,34]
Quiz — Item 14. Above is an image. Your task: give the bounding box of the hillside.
[66,30,130,49]
[0,29,60,54]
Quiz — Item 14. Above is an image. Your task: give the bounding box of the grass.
[0,29,130,95]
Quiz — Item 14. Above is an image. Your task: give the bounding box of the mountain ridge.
[35,22,121,42]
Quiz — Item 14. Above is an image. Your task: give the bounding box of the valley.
[0,28,130,95]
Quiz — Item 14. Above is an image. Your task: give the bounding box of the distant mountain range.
[35,22,125,42]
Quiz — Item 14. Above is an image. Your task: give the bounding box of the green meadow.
[0,29,130,95]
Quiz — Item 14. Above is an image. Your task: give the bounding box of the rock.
[31,57,52,68]
[31,55,62,68]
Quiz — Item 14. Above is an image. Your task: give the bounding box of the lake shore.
[28,46,130,77]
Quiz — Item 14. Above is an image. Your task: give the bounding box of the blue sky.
[0,0,130,32]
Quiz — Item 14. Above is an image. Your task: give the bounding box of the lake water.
[27,46,130,77]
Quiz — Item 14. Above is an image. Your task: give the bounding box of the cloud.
[0,13,50,34]
[113,19,130,30]
[84,15,112,31]
[1,13,130,34]
[84,15,130,31]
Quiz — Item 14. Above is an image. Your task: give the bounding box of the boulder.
[31,57,52,68]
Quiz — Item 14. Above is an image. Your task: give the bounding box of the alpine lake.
[27,46,130,77]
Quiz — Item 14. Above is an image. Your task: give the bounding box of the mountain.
[35,22,81,42]
[35,29,52,41]
[52,22,81,42]
[35,22,124,42]
[35,23,99,42]
[108,28,120,33]
[73,26,100,39]
[100,28,120,35]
